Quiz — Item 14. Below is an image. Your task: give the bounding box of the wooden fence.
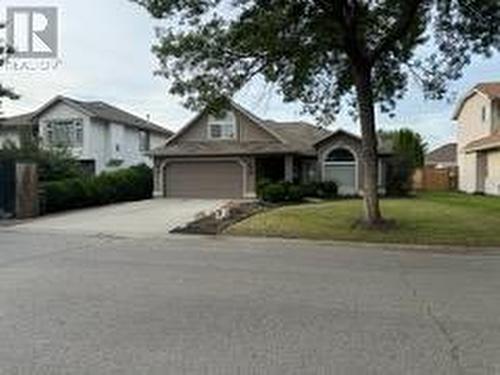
[413,167,458,191]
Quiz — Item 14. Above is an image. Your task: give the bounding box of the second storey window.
[208,111,236,140]
[46,119,83,148]
[482,106,486,122]
[139,130,150,152]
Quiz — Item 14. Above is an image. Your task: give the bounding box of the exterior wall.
[172,110,276,144]
[485,150,500,195]
[456,93,496,193]
[456,93,493,149]
[458,151,478,193]
[36,102,169,174]
[493,100,500,133]
[38,101,92,158]
[316,134,364,193]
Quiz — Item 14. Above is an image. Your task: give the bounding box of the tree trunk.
[353,66,383,225]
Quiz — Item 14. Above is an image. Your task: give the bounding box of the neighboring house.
[0,96,173,174]
[151,100,392,198]
[453,82,500,195]
[425,143,457,169]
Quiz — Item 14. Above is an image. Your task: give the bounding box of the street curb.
[219,234,500,255]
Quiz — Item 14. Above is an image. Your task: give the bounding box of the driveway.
[0,231,499,374]
[12,198,229,237]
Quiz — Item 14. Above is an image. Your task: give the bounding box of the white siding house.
[0,96,173,175]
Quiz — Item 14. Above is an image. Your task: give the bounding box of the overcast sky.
[1,0,499,149]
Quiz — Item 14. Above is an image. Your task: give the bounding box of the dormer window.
[208,111,236,140]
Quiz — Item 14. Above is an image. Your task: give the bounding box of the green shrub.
[259,180,338,203]
[287,184,305,202]
[260,183,288,203]
[42,164,153,214]
[314,181,338,199]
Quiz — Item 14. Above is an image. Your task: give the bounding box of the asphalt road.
[0,229,500,374]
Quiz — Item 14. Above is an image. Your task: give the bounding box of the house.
[151,100,392,198]
[453,82,500,195]
[425,143,457,169]
[0,96,173,174]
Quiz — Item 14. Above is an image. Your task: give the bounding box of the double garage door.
[164,161,244,198]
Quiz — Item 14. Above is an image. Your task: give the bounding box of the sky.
[0,0,499,149]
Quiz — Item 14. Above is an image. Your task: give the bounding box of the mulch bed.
[171,201,269,235]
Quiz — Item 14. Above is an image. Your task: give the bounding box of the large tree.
[0,22,19,110]
[133,0,499,226]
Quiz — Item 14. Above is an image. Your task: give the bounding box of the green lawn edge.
[226,192,500,247]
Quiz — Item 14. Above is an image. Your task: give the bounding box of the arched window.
[325,148,355,163]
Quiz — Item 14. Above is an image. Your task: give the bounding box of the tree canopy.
[0,22,19,107]
[133,0,499,225]
[134,0,499,118]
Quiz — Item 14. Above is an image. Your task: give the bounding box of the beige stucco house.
[151,100,392,199]
[454,82,500,195]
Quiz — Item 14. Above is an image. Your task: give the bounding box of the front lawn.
[227,192,500,246]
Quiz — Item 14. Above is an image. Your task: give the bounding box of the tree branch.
[370,0,423,61]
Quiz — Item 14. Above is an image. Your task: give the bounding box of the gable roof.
[425,143,457,165]
[313,129,393,155]
[1,96,173,135]
[452,82,500,120]
[264,121,331,155]
[163,99,284,146]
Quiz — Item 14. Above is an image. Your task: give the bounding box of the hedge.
[41,164,153,214]
[259,181,338,203]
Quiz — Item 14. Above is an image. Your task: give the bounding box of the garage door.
[165,161,244,198]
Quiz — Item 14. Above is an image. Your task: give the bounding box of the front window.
[139,130,150,152]
[45,119,83,148]
[208,111,236,140]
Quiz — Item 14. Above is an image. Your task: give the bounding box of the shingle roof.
[464,134,500,152]
[475,82,500,99]
[426,143,457,165]
[264,121,332,155]
[62,97,173,135]
[1,96,173,136]
[314,129,394,154]
[151,120,332,157]
[0,112,35,127]
[453,81,500,120]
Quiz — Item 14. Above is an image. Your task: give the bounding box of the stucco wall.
[458,151,478,193]
[493,100,500,133]
[316,134,364,193]
[456,92,499,194]
[457,93,493,150]
[485,150,500,195]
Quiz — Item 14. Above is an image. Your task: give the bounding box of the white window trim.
[45,118,84,149]
[138,130,150,152]
[207,112,237,140]
[322,145,359,192]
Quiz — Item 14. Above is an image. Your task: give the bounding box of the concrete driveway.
[13,198,229,237]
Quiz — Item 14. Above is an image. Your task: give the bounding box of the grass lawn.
[226,192,500,246]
